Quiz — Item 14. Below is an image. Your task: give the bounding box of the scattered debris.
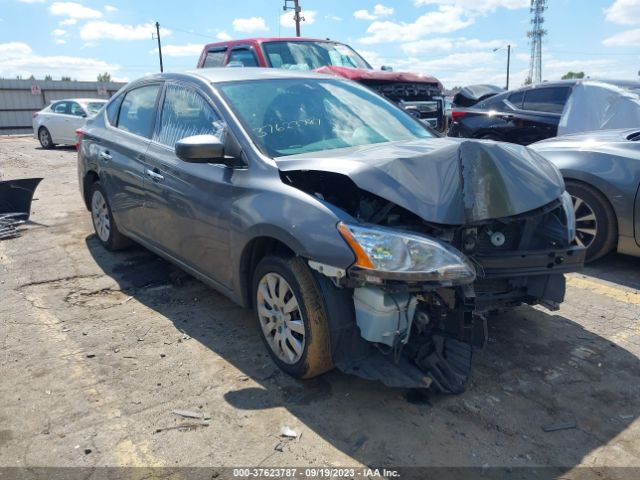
[85,353,95,358]
[0,178,43,240]
[155,421,210,433]
[84,448,92,455]
[280,426,298,438]
[172,409,211,420]
[238,375,249,381]
[542,421,577,432]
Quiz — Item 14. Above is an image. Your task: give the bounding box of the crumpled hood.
[314,66,443,90]
[276,138,565,225]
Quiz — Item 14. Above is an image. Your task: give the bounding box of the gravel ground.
[1,136,639,478]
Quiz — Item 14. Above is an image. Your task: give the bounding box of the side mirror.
[381,65,393,72]
[176,134,226,164]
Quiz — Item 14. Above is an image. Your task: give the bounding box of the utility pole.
[506,44,511,90]
[154,21,164,73]
[283,0,303,37]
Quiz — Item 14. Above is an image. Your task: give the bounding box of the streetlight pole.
[283,0,303,37]
[154,22,164,73]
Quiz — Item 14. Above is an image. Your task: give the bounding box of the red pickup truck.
[196,37,446,131]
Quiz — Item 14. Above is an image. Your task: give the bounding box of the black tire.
[253,255,333,379]
[565,180,617,262]
[88,181,131,251]
[38,127,55,149]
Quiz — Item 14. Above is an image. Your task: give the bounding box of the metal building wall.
[0,79,126,135]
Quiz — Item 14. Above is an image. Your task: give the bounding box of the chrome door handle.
[145,168,164,182]
[99,151,112,161]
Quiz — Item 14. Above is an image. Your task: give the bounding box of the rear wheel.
[565,181,617,262]
[253,255,333,379]
[89,181,131,251]
[38,127,55,149]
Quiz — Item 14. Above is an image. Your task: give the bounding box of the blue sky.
[0,0,638,89]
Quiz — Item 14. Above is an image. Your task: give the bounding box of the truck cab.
[196,37,446,131]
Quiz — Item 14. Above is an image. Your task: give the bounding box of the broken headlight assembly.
[338,222,476,284]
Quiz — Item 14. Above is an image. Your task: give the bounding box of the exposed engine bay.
[277,139,585,393]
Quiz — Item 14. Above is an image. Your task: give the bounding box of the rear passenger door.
[143,82,234,288]
[48,101,71,140]
[518,87,571,144]
[98,83,162,236]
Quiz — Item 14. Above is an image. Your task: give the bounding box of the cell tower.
[527,0,547,84]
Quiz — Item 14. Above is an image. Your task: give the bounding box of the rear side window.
[52,101,69,114]
[154,84,224,148]
[117,85,161,138]
[228,48,258,67]
[105,95,123,125]
[523,87,571,114]
[203,49,227,67]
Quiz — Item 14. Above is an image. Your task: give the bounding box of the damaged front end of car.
[277,139,585,393]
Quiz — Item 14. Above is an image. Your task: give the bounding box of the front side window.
[154,84,224,148]
[218,78,433,158]
[523,87,571,114]
[228,48,258,67]
[203,49,227,68]
[117,84,161,138]
[52,102,69,114]
[263,41,371,70]
[69,102,85,116]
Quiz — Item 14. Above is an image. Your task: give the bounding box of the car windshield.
[84,102,106,116]
[217,78,433,157]
[262,41,371,71]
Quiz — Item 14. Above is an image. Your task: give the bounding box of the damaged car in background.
[77,69,585,394]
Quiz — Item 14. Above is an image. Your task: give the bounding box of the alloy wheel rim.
[572,195,598,249]
[91,190,111,243]
[256,272,305,365]
[40,130,49,146]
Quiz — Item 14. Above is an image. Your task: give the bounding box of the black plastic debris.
[0,178,43,240]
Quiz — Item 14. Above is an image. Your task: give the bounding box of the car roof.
[202,37,346,50]
[50,98,108,104]
[133,68,345,86]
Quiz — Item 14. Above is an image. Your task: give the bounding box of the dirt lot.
[1,136,640,478]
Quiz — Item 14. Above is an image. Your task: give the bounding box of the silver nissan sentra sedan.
[77,68,585,393]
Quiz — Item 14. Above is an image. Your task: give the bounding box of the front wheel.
[253,255,333,379]
[89,182,131,251]
[565,181,617,262]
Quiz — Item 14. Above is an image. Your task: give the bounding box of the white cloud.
[354,10,377,21]
[604,0,640,25]
[359,6,474,44]
[217,31,232,41]
[354,4,394,21]
[280,10,317,28]
[80,22,171,41]
[326,15,343,21]
[232,16,268,33]
[602,28,640,46]
[104,5,118,13]
[52,28,66,37]
[155,43,202,57]
[18,0,46,3]
[59,18,77,26]
[0,42,121,80]
[55,39,66,45]
[402,37,511,54]
[413,0,529,13]
[50,2,102,19]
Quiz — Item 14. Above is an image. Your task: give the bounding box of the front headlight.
[561,191,576,244]
[338,222,476,284]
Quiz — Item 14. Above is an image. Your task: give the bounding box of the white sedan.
[32,98,107,149]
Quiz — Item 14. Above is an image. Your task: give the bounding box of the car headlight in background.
[561,191,576,244]
[338,222,476,284]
